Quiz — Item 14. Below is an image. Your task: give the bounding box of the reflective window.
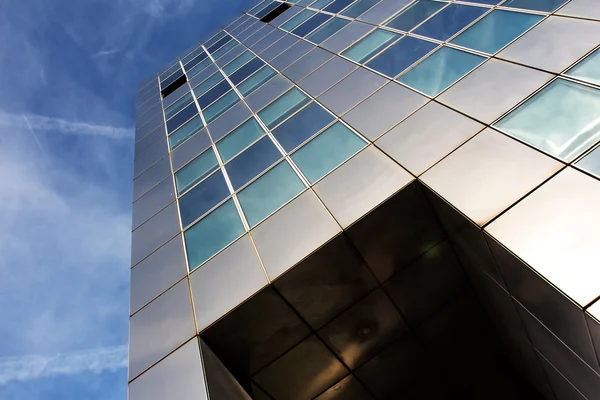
[399,46,485,96]
[273,102,335,152]
[225,136,282,189]
[211,39,237,60]
[414,4,488,41]
[186,57,213,79]
[198,80,232,109]
[451,10,542,54]
[385,0,447,32]
[291,122,366,183]
[179,170,230,227]
[494,79,600,162]
[258,88,311,129]
[367,36,437,78]
[184,199,244,271]
[165,92,194,120]
[324,0,355,13]
[577,146,600,179]
[167,102,198,133]
[182,46,205,65]
[342,29,400,63]
[223,51,254,75]
[217,118,266,162]
[310,0,335,9]
[463,0,500,4]
[306,18,350,44]
[193,72,223,98]
[238,161,305,227]
[342,0,379,18]
[175,148,219,194]
[501,0,568,12]
[249,0,272,14]
[168,116,203,150]
[238,66,277,96]
[205,30,228,48]
[207,35,232,54]
[281,10,315,31]
[229,57,265,85]
[566,48,600,87]
[184,52,208,71]
[292,13,332,37]
[256,1,281,19]
[203,90,240,123]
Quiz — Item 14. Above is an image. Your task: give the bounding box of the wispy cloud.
[0,110,133,139]
[92,49,120,58]
[0,346,127,385]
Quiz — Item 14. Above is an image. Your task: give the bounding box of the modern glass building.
[129,0,600,398]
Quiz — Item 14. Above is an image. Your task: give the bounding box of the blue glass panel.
[179,170,230,227]
[291,122,366,183]
[399,46,485,96]
[258,88,311,129]
[205,30,228,48]
[238,66,277,96]
[203,91,240,123]
[217,118,266,162]
[182,46,205,65]
[566,48,600,87]
[207,35,232,54]
[229,57,265,85]
[175,148,219,194]
[212,39,237,60]
[186,57,213,78]
[198,80,232,109]
[292,13,332,37]
[577,146,600,179]
[342,0,379,18]
[342,29,400,63]
[385,0,447,32]
[225,136,282,189]
[161,70,183,89]
[238,161,305,227]
[184,199,244,271]
[306,18,350,44]
[249,0,272,14]
[451,10,542,54]
[310,0,335,9]
[414,4,488,41]
[193,72,223,98]
[367,36,437,78]
[281,10,315,31]
[324,0,355,14]
[462,0,500,4]
[495,79,600,162]
[167,102,198,133]
[165,92,194,120]
[223,51,254,75]
[160,63,180,81]
[184,52,208,71]
[168,116,203,150]
[273,102,335,151]
[501,0,568,12]
[256,1,281,18]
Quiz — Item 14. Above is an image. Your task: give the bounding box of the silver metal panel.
[538,352,587,400]
[314,146,413,228]
[421,128,562,226]
[557,0,600,21]
[190,235,268,332]
[131,202,180,267]
[216,44,245,68]
[376,101,484,176]
[298,56,357,97]
[133,156,172,201]
[497,16,600,73]
[189,64,218,88]
[133,139,168,178]
[271,5,303,27]
[245,74,294,112]
[252,29,286,54]
[283,47,335,82]
[164,84,189,108]
[129,339,208,400]
[486,167,600,308]
[343,82,428,141]
[321,21,374,54]
[130,235,187,315]
[170,128,212,172]
[131,177,175,231]
[358,0,411,25]
[201,341,252,399]
[135,124,166,159]
[251,190,341,280]
[318,68,388,116]
[270,40,315,72]
[207,101,252,142]
[438,59,553,124]
[261,35,299,62]
[129,279,196,380]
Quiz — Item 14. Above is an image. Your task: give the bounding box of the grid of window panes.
[140,0,600,276]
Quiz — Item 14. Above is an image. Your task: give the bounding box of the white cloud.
[0,346,128,385]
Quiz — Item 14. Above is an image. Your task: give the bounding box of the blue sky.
[0,0,254,398]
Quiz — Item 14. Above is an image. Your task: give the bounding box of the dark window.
[161,73,187,98]
[260,3,291,23]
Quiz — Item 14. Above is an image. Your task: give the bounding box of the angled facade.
[130,0,600,398]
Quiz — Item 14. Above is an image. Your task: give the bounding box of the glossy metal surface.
[315,375,373,400]
[587,303,600,364]
[131,202,180,267]
[207,101,252,142]
[251,190,341,280]
[133,139,168,178]
[538,353,587,400]
[245,74,294,112]
[421,128,562,225]
[498,16,600,73]
[201,341,252,399]
[314,146,413,228]
[438,59,553,124]
[298,56,357,97]
[132,156,172,202]
[318,68,387,116]
[135,124,166,159]
[321,21,374,54]
[261,35,299,62]
[170,128,212,172]
[131,177,175,231]
[270,40,315,71]
[129,279,196,380]
[358,0,411,25]
[557,0,600,20]
[375,101,483,175]
[190,235,267,332]
[283,47,334,82]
